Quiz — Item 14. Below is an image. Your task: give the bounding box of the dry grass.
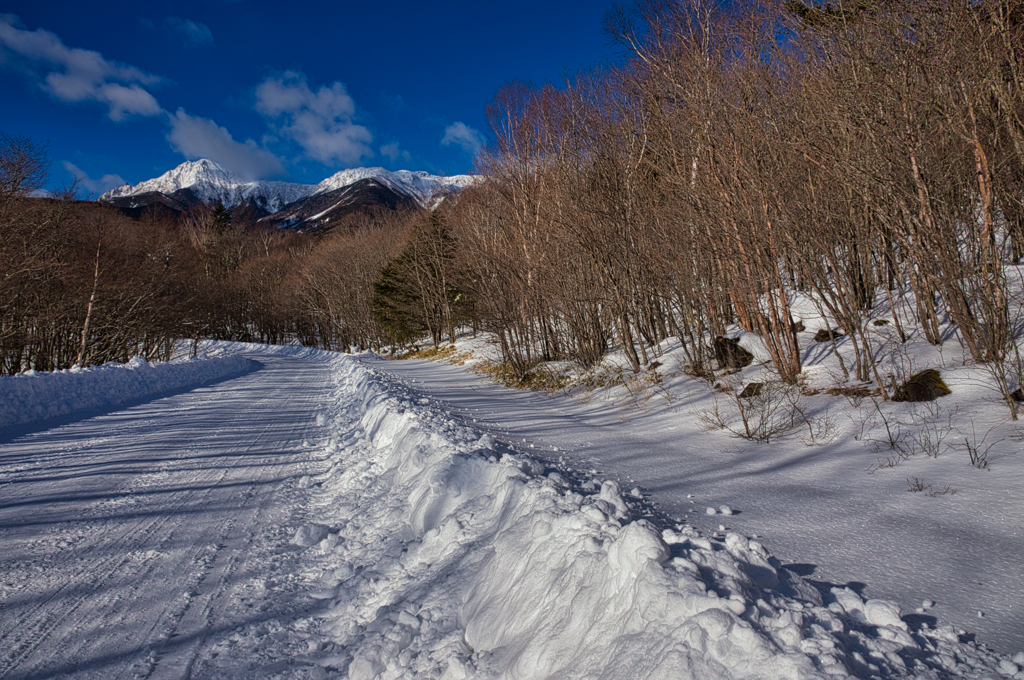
[399,344,473,365]
[470,360,571,392]
[825,385,881,398]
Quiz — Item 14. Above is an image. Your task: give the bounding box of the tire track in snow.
[0,424,245,678]
[142,416,298,680]
[0,351,337,680]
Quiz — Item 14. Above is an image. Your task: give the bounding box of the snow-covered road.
[0,350,332,679]
[0,344,1018,679]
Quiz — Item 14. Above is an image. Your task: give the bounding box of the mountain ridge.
[100,159,315,214]
[99,159,477,214]
[260,178,419,232]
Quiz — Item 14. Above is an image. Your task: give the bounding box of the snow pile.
[286,357,1015,680]
[0,354,257,432]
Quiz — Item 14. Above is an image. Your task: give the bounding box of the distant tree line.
[0,133,420,374]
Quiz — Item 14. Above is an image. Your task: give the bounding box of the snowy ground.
[371,282,1024,659]
[0,347,331,678]
[0,343,1020,679]
[0,353,257,439]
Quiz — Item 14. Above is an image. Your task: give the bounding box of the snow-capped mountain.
[100,160,477,215]
[314,168,477,210]
[99,159,315,214]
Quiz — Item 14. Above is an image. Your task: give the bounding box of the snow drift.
[294,355,1016,679]
[0,353,257,433]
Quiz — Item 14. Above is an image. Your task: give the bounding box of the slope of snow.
[0,343,1017,678]
[99,160,479,212]
[0,352,257,436]
[375,285,1024,657]
[291,355,1017,679]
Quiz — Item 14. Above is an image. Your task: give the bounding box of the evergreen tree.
[209,203,232,235]
[371,211,469,348]
[372,257,426,344]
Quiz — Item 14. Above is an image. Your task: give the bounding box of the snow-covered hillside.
[99,160,477,212]
[0,343,1019,678]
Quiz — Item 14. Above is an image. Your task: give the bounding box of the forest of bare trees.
[4,0,1024,406]
[443,0,1024,403]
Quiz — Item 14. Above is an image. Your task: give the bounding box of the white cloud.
[441,121,486,156]
[255,71,373,166]
[167,109,284,180]
[62,161,125,195]
[0,16,287,181]
[165,17,214,49]
[379,142,411,164]
[0,14,162,120]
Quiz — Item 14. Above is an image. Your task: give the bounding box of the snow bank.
[296,356,1014,680]
[0,354,258,433]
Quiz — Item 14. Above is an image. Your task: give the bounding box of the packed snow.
[0,343,1019,678]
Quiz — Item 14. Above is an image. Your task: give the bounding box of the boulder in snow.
[892,369,950,402]
[813,328,844,342]
[713,336,753,370]
[738,382,763,399]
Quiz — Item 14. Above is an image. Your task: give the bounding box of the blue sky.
[0,1,622,193]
